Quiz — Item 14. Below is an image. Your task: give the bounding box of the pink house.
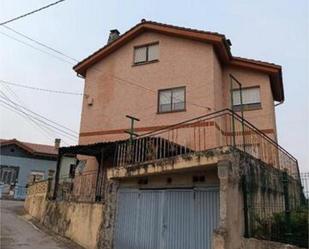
[44,20,302,249]
[74,20,282,146]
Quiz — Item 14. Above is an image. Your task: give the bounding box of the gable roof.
[0,138,58,158]
[73,20,284,102]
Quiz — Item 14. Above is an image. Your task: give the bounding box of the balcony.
[110,109,299,179]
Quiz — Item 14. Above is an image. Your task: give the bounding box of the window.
[48,169,55,179]
[232,87,261,111]
[0,166,19,184]
[28,171,44,183]
[134,43,159,64]
[158,87,186,113]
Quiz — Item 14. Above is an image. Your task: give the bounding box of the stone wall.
[212,151,304,249]
[24,180,50,221]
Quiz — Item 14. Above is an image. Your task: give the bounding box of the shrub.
[253,206,308,248]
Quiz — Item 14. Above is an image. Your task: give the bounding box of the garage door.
[114,187,219,249]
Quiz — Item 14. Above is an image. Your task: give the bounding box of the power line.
[0,25,210,111]
[0,101,74,145]
[0,80,84,96]
[0,98,78,141]
[2,94,78,135]
[2,25,78,62]
[0,0,66,26]
[0,31,73,65]
[0,26,211,112]
[0,94,78,138]
[0,85,72,144]
[0,86,58,143]
[0,25,213,127]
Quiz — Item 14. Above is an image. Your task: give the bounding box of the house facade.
[0,138,58,199]
[25,21,304,249]
[75,20,282,146]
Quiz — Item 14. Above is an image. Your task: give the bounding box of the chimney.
[54,138,61,150]
[107,29,120,44]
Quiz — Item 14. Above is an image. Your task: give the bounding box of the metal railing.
[113,109,299,178]
[243,164,308,248]
[56,170,104,203]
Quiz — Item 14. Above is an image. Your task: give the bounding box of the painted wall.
[79,30,278,145]
[222,66,277,141]
[0,154,56,186]
[25,181,104,249]
[80,31,219,144]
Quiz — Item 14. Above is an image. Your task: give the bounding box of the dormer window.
[134,43,159,64]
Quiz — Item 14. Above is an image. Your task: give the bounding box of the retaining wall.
[24,181,104,249]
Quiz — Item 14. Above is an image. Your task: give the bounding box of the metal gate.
[114,187,219,249]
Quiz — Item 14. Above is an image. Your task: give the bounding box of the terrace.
[53,108,300,203]
[110,108,300,179]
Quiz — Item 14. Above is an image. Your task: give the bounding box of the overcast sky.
[0,0,308,171]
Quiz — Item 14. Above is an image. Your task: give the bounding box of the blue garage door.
[114,187,219,249]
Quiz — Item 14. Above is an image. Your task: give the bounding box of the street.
[0,200,83,249]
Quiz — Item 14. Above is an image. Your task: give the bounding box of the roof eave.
[73,21,284,102]
[73,21,229,77]
[230,58,284,102]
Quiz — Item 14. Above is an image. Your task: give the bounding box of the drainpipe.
[275,101,284,107]
[77,74,85,79]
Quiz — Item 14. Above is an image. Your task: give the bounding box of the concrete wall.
[25,181,104,249]
[25,149,302,249]
[42,201,104,249]
[1,155,56,186]
[213,156,245,249]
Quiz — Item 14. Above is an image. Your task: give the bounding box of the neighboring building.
[0,138,58,198]
[26,21,304,249]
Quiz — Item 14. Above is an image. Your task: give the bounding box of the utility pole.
[124,115,140,163]
[124,115,140,143]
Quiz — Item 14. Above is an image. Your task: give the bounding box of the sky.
[0,0,308,171]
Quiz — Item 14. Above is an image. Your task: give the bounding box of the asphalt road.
[0,200,83,249]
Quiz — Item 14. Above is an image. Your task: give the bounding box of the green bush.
[253,206,308,248]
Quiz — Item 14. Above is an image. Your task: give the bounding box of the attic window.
[134,43,159,64]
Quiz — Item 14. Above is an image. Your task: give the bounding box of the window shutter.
[233,90,241,105]
[243,88,260,104]
[148,44,159,61]
[134,47,147,63]
[233,87,260,105]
